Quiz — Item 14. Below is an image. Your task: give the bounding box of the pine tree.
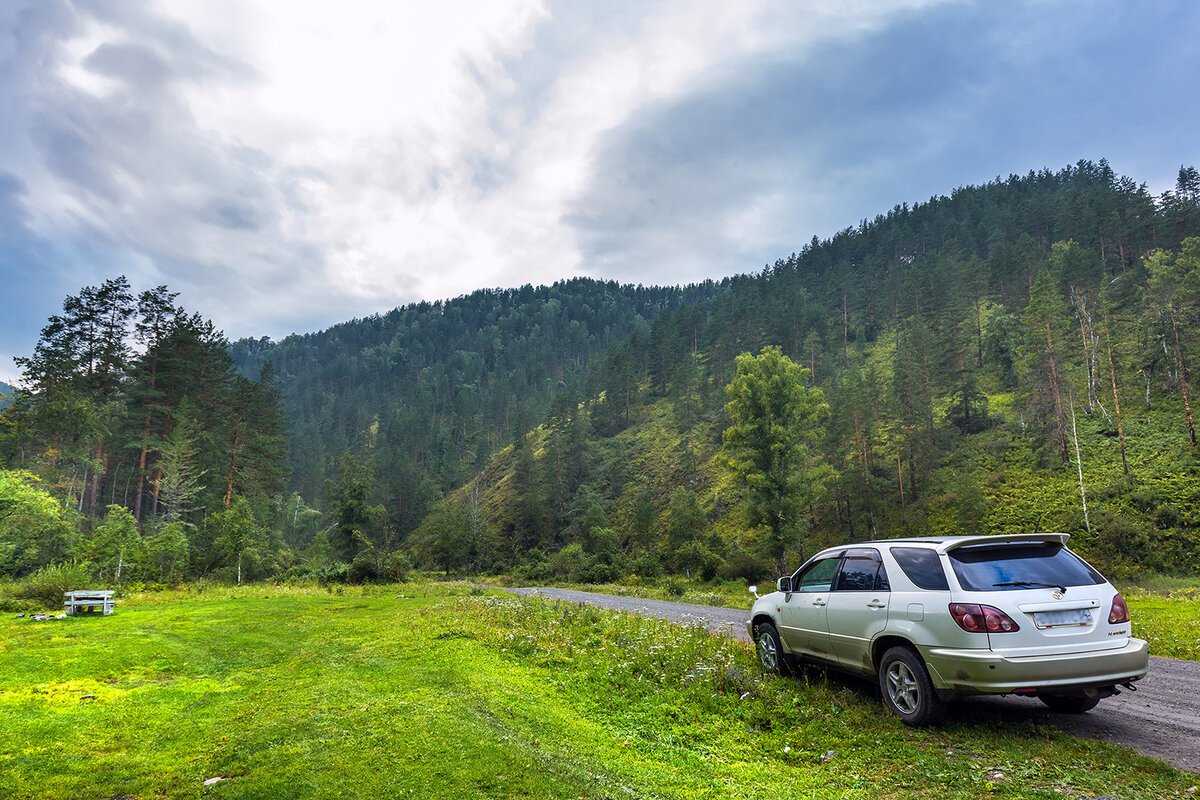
[722,346,831,571]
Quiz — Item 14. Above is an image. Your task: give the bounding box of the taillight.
[949,603,1020,633]
[1109,593,1131,624]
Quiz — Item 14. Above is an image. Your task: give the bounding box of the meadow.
[2,581,1197,799]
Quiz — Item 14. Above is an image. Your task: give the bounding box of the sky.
[1,0,1198,385]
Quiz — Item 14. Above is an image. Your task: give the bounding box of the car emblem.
[1052,590,1064,600]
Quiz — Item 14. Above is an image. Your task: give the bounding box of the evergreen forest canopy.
[3,159,1200,589]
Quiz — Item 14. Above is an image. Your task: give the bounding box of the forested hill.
[4,159,1199,587]
[0,381,12,410]
[413,160,1200,581]
[230,279,723,532]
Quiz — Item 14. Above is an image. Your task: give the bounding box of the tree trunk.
[1169,307,1197,446]
[224,422,241,509]
[152,468,162,515]
[1045,319,1070,463]
[1104,322,1130,476]
[842,289,849,364]
[90,438,103,514]
[1070,404,1091,533]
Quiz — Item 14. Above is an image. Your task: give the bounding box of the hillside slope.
[231,278,724,532]
[423,160,1200,580]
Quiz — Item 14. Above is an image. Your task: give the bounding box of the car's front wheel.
[878,646,945,726]
[1039,694,1100,714]
[755,622,786,675]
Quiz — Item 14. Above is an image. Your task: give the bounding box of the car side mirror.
[777,576,792,593]
[748,585,759,599]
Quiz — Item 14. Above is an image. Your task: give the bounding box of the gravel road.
[504,587,1200,775]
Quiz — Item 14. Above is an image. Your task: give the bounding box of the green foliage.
[723,346,831,569]
[326,455,385,562]
[210,496,270,585]
[88,505,140,583]
[0,470,75,577]
[1,278,291,583]
[382,549,413,582]
[143,520,190,584]
[10,561,95,609]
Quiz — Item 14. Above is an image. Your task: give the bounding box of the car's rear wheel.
[878,646,945,726]
[755,622,786,675]
[1039,694,1100,714]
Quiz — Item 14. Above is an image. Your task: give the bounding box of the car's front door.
[825,548,890,673]
[777,555,841,660]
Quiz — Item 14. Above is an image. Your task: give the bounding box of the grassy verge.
[1,584,1195,799]
[491,574,1200,662]
[483,573,756,608]
[1124,589,1200,661]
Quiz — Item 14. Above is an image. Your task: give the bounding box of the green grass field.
[1,583,1196,799]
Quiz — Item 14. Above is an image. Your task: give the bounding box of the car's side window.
[890,547,950,590]
[794,556,841,592]
[834,549,888,592]
[874,562,891,591]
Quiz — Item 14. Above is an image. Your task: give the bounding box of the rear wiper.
[993,580,1066,593]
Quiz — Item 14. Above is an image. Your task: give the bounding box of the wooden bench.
[64,590,115,616]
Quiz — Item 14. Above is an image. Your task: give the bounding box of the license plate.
[1031,608,1093,629]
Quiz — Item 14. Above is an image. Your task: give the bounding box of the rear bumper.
[920,638,1149,696]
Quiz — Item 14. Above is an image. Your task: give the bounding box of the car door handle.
[811,598,826,607]
[867,600,886,609]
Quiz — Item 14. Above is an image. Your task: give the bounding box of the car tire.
[755,622,787,675]
[878,646,945,726]
[1039,694,1100,714]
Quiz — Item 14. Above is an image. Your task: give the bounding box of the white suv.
[746,534,1149,725]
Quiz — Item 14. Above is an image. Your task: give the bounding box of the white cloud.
[2,0,1196,381]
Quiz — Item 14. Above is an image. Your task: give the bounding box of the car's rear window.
[948,542,1104,591]
[890,547,949,590]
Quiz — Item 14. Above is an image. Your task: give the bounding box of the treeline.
[0,280,292,583]
[415,161,1200,581]
[230,279,722,534]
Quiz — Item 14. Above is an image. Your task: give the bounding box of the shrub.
[13,562,96,610]
[513,555,550,584]
[716,552,774,584]
[383,550,413,582]
[281,561,351,584]
[626,548,662,578]
[349,552,380,583]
